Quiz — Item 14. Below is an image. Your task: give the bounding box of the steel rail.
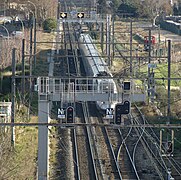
[117,127,140,179]
[131,107,166,179]
[82,102,98,180]
[103,126,123,179]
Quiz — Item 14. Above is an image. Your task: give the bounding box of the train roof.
[79,34,111,77]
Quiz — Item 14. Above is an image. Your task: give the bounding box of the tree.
[117,1,140,17]
[173,3,179,15]
[111,0,121,11]
[173,0,181,15]
[97,0,107,14]
[42,18,57,32]
[119,0,172,25]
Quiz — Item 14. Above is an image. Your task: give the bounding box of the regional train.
[78,33,118,113]
[144,35,156,51]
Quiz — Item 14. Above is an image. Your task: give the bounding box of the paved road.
[151,29,181,43]
[133,21,181,43]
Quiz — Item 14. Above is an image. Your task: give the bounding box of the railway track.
[106,124,139,179]
[51,1,175,179]
[126,104,168,179]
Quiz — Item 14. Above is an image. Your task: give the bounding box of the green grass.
[0,31,55,178]
[13,124,38,179]
[139,63,181,86]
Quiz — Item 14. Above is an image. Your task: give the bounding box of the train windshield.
[97,71,110,77]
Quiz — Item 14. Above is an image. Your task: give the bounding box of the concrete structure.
[0,102,11,133]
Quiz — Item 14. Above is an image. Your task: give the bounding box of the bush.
[42,18,57,33]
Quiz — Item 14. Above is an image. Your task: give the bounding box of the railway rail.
[49,1,179,179]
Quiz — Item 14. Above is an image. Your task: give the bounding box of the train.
[78,33,118,113]
[144,35,156,51]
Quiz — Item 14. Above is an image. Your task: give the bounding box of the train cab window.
[97,71,109,77]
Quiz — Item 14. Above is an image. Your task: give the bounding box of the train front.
[96,77,118,114]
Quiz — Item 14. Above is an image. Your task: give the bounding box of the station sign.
[148,63,157,69]
[57,108,65,119]
[90,11,96,18]
[105,108,114,119]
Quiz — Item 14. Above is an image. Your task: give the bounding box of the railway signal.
[122,101,130,114]
[115,104,122,124]
[166,141,173,154]
[60,12,67,19]
[115,101,130,124]
[66,106,74,123]
[123,81,131,91]
[77,12,84,18]
[160,129,174,156]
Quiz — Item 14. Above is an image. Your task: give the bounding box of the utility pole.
[30,25,33,77]
[112,15,115,61]
[57,2,60,20]
[11,48,16,147]
[130,19,133,76]
[148,29,152,101]
[21,39,25,103]
[101,21,104,54]
[106,14,111,67]
[167,40,171,121]
[3,0,6,17]
[29,24,33,120]
[106,15,108,57]
[34,18,37,69]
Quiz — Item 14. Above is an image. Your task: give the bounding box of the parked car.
[11,31,23,37]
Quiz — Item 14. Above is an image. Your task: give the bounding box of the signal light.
[77,12,84,18]
[60,12,67,19]
[115,101,130,124]
[66,106,74,123]
[123,81,131,91]
[166,141,173,154]
[123,101,130,114]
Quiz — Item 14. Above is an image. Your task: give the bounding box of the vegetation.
[0,14,55,177]
[42,18,57,32]
[107,0,172,25]
[173,0,181,15]
[0,0,57,22]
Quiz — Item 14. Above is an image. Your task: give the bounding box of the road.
[151,28,181,43]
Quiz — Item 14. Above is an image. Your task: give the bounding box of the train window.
[97,71,109,77]
[144,36,156,45]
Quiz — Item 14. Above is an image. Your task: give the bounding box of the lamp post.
[28,1,37,19]
[4,0,5,16]
[0,24,9,44]
[17,18,25,38]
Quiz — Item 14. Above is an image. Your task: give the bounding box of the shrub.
[42,18,57,33]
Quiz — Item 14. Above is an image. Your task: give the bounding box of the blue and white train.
[79,33,118,113]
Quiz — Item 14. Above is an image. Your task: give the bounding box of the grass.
[139,63,181,86]
[0,30,55,178]
[13,123,38,179]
